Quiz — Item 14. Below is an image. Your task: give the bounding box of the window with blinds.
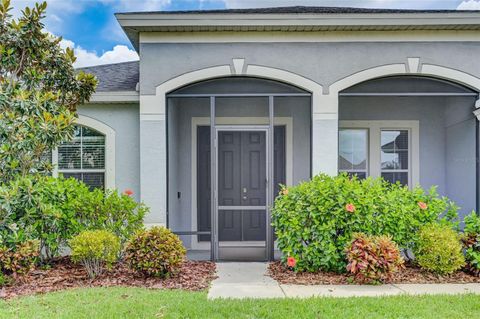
[58,125,106,189]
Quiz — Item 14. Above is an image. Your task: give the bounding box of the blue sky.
[12,0,480,67]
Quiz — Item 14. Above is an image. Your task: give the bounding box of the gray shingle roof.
[117,6,479,15]
[78,61,139,92]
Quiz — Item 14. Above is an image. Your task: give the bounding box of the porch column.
[311,93,339,176]
[139,94,167,227]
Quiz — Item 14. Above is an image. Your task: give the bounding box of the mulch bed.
[268,261,480,285]
[0,258,216,299]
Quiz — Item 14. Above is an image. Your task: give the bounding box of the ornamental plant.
[70,230,120,279]
[272,173,458,273]
[0,240,39,278]
[0,175,91,260]
[346,233,404,284]
[76,188,148,249]
[414,223,465,275]
[0,0,97,183]
[0,175,146,263]
[124,227,186,278]
[462,212,480,276]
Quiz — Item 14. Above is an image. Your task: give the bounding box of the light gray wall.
[139,40,480,228]
[167,96,310,247]
[78,104,140,200]
[140,42,480,95]
[339,96,476,218]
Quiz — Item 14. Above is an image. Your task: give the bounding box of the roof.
[116,6,480,49]
[118,6,479,15]
[78,61,139,92]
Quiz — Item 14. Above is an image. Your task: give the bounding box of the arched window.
[57,125,106,189]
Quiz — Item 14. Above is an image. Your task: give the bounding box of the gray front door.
[218,130,267,241]
[197,126,286,243]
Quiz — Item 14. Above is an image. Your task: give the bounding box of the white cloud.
[99,0,172,12]
[59,38,139,68]
[457,0,480,9]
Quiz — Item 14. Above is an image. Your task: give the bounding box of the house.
[64,6,480,261]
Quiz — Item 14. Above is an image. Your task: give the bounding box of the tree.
[0,0,97,182]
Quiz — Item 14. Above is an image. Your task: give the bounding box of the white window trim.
[52,115,116,189]
[339,120,420,187]
[189,116,293,250]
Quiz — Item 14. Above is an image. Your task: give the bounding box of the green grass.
[0,287,479,319]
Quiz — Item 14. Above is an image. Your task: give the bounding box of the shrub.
[0,240,39,278]
[414,223,465,275]
[0,175,146,262]
[0,175,91,260]
[77,189,148,248]
[346,233,404,284]
[272,173,458,272]
[70,230,120,279]
[124,227,186,278]
[463,212,480,276]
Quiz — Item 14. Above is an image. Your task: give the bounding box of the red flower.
[418,201,428,210]
[123,189,134,196]
[345,203,356,213]
[287,256,296,268]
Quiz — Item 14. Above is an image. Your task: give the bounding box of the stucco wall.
[78,104,140,200]
[339,96,476,217]
[138,40,480,228]
[139,42,480,95]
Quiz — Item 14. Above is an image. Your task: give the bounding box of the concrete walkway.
[208,262,480,299]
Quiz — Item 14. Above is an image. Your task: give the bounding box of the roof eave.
[115,12,480,49]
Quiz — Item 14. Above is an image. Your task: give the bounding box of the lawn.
[0,287,479,319]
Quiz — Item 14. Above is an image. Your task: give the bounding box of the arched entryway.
[338,75,479,218]
[166,77,312,261]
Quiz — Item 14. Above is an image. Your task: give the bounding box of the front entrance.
[167,77,311,261]
[218,129,267,240]
[197,126,286,261]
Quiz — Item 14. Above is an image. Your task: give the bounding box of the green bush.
[0,175,146,262]
[272,173,458,273]
[463,212,480,276]
[346,233,404,284]
[70,230,120,278]
[77,189,148,248]
[414,223,465,275]
[0,175,91,260]
[124,227,186,278]
[0,240,39,278]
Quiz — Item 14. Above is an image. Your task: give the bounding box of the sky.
[10,0,480,67]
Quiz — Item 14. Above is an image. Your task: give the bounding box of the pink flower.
[418,201,428,210]
[123,189,134,196]
[345,203,356,213]
[287,256,296,268]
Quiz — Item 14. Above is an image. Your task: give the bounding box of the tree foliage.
[0,0,97,181]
